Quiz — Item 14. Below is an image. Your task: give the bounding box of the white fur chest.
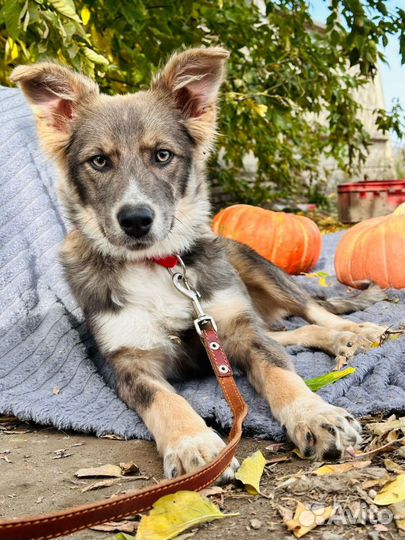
[93,264,194,354]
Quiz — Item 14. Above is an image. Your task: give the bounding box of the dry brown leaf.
[277,505,294,522]
[82,478,117,492]
[384,459,403,474]
[266,455,291,465]
[362,476,392,490]
[367,417,405,438]
[75,464,122,478]
[120,461,140,475]
[391,501,405,532]
[315,460,371,476]
[199,486,224,498]
[265,442,287,453]
[82,475,149,492]
[286,501,334,538]
[53,448,72,459]
[90,520,138,533]
[355,437,404,458]
[397,446,405,458]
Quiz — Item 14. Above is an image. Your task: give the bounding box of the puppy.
[11,48,386,480]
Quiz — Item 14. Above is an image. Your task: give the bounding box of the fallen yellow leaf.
[374,474,405,506]
[302,271,330,287]
[235,450,266,495]
[319,276,329,287]
[315,460,371,476]
[292,448,309,459]
[286,501,334,538]
[136,491,237,540]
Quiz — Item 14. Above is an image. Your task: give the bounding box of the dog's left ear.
[152,47,229,143]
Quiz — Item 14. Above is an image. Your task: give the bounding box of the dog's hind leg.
[304,302,386,342]
[316,285,386,315]
[268,325,370,364]
[225,239,386,343]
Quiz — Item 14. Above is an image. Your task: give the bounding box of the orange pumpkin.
[335,209,405,289]
[211,204,322,274]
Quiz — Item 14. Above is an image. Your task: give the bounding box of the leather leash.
[0,257,248,540]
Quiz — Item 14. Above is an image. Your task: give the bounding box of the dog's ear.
[11,63,98,157]
[152,47,229,144]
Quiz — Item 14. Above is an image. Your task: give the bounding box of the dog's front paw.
[163,429,239,484]
[280,397,362,460]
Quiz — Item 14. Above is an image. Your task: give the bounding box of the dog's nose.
[117,205,155,238]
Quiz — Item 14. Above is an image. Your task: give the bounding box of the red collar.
[151,255,179,269]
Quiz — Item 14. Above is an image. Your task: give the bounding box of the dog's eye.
[154,149,173,164]
[89,155,110,171]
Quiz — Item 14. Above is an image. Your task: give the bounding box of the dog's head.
[11,48,228,259]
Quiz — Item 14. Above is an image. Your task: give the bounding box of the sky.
[309,0,405,116]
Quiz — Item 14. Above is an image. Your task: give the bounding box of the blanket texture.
[1,86,404,441]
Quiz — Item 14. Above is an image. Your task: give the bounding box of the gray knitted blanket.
[1,87,404,441]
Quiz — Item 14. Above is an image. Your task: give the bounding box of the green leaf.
[83,47,109,65]
[305,367,356,392]
[234,450,266,495]
[46,0,81,22]
[135,491,237,540]
[4,0,22,40]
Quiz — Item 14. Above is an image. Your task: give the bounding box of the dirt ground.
[0,417,404,540]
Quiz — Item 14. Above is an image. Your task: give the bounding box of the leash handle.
[0,329,248,540]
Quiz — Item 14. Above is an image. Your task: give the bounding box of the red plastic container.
[337,179,405,223]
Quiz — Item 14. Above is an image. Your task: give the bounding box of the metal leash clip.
[169,256,217,336]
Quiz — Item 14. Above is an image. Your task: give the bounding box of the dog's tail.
[317,285,386,315]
